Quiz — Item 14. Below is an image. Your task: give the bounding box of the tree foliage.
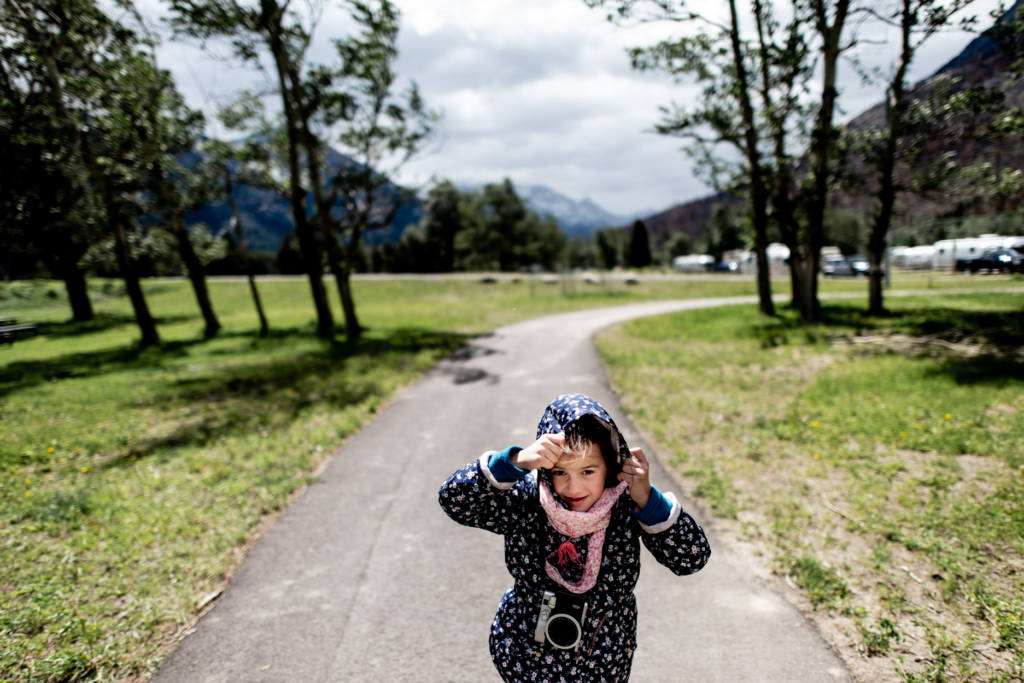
[2,0,174,344]
[170,0,434,340]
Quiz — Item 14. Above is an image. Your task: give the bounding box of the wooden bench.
[0,323,39,344]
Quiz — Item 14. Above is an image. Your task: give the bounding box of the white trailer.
[931,235,1023,270]
[735,243,791,275]
[891,245,936,269]
[672,254,714,273]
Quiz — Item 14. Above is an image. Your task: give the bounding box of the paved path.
[153,297,851,682]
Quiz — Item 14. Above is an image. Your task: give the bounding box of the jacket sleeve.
[634,488,711,576]
[438,447,529,536]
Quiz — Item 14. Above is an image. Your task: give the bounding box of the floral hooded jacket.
[438,394,710,682]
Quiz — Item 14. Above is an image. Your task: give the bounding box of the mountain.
[634,191,742,245]
[455,182,632,238]
[186,146,422,253]
[191,164,626,252]
[518,184,631,238]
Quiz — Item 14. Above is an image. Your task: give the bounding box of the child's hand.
[512,433,565,471]
[619,447,652,510]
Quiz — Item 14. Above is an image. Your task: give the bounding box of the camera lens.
[545,614,582,650]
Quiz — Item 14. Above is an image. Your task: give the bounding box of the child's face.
[551,441,609,512]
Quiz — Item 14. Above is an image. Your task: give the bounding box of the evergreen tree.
[628,219,653,267]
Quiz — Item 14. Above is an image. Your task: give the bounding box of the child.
[438,393,710,682]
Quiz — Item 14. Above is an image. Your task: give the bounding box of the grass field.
[597,288,1024,682]
[1,271,1021,681]
[1,273,768,682]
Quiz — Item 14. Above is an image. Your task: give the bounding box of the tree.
[460,179,527,271]
[202,138,270,335]
[126,27,223,338]
[697,203,747,261]
[823,208,865,255]
[5,0,161,345]
[666,230,693,258]
[628,219,653,267]
[418,180,463,272]
[171,0,433,341]
[594,227,627,269]
[170,0,335,338]
[852,0,1018,314]
[591,0,810,316]
[452,180,565,272]
[310,0,436,339]
[0,32,99,320]
[800,0,853,321]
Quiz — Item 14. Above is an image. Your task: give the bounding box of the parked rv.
[891,245,936,270]
[933,235,1024,270]
[672,254,714,273]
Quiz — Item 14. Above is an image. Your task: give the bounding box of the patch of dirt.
[642,420,1022,682]
[830,332,1024,360]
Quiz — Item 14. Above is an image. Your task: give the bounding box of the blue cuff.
[633,486,672,526]
[487,446,527,482]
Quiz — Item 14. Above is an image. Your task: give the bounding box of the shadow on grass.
[747,303,1024,386]
[0,325,469,400]
[0,338,194,398]
[95,326,469,467]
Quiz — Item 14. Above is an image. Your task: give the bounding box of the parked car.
[822,256,869,277]
[955,247,1024,274]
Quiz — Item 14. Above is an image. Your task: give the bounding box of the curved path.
[154,296,851,682]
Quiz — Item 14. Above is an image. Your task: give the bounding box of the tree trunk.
[173,215,221,338]
[113,218,160,347]
[803,0,850,322]
[324,234,361,339]
[224,168,269,336]
[867,0,912,316]
[797,256,819,321]
[47,246,94,322]
[260,0,333,339]
[61,264,94,322]
[867,165,894,316]
[336,264,360,340]
[753,222,774,315]
[727,0,774,316]
[788,254,801,308]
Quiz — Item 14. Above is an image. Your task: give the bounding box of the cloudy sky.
[154,0,999,217]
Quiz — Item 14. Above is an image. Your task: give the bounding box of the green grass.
[596,289,1024,682]
[1,271,1021,681]
[0,272,780,681]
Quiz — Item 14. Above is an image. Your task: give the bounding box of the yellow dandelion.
[24,478,30,485]
[813,453,821,460]
[24,492,31,498]
[900,431,906,437]
[811,421,820,428]
[47,446,55,453]
[81,467,90,473]
[945,413,952,420]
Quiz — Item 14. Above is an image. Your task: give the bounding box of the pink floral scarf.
[538,479,628,594]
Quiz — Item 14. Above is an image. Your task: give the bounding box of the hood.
[536,394,630,486]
